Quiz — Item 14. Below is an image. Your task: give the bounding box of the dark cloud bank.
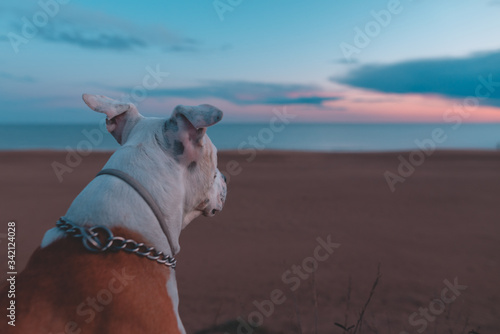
[333,50,500,106]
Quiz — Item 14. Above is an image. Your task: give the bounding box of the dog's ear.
[167,104,223,161]
[173,104,223,142]
[172,104,223,144]
[82,94,142,144]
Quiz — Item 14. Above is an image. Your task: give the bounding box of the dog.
[1,94,227,333]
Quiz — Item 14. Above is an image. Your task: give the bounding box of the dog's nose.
[221,173,227,183]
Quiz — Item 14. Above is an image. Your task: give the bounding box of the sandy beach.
[0,150,499,333]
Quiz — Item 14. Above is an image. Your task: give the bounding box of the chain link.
[56,218,176,269]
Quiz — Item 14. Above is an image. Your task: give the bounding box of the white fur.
[167,273,186,334]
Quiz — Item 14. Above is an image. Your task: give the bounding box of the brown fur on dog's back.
[0,227,181,334]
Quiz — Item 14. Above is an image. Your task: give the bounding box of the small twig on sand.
[353,264,382,334]
[312,271,319,334]
[292,291,303,334]
[334,276,354,332]
[460,315,469,334]
[345,275,352,329]
[212,301,224,328]
[385,312,392,334]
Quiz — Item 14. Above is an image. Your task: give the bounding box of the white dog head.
[82,94,227,227]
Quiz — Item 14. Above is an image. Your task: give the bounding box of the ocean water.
[0,123,499,152]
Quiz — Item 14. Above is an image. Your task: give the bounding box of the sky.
[1,0,500,123]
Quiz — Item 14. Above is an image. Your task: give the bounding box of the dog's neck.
[42,142,193,257]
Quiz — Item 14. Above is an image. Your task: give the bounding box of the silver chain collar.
[56,217,177,269]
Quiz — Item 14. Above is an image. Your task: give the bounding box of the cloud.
[163,39,201,53]
[1,4,199,52]
[263,96,342,105]
[37,28,148,51]
[332,58,359,65]
[0,71,36,82]
[121,81,342,106]
[351,97,401,103]
[333,49,500,106]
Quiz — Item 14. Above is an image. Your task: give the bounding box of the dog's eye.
[214,174,217,179]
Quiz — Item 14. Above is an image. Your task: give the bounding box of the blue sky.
[1,0,500,123]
